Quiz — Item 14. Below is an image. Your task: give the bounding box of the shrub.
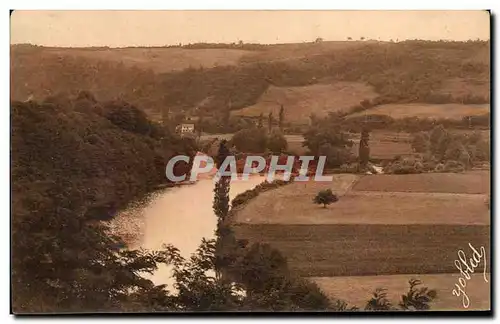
[422,160,437,172]
[340,163,360,173]
[231,180,290,208]
[392,164,419,174]
[434,163,445,172]
[443,160,465,173]
[384,158,422,174]
[267,130,288,153]
[411,132,430,153]
[399,279,437,311]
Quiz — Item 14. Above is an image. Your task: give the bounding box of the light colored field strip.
[352,172,490,195]
[234,185,489,225]
[311,273,490,311]
[351,190,488,198]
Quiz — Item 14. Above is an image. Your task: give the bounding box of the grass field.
[352,171,490,194]
[347,103,490,120]
[232,81,379,123]
[239,41,370,63]
[44,47,254,73]
[311,273,490,311]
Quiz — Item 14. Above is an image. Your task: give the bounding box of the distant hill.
[11,40,490,124]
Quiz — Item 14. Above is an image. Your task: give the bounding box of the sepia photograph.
[10,10,491,314]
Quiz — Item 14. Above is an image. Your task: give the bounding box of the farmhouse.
[176,123,195,134]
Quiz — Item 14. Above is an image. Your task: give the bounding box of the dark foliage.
[11,97,195,312]
[313,189,339,208]
[303,124,354,168]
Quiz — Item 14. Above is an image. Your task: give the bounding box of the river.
[108,175,268,287]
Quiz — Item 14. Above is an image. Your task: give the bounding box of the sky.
[10,10,490,47]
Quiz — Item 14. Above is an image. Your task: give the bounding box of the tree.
[429,125,448,157]
[76,90,97,103]
[267,129,288,153]
[364,279,436,311]
[278,105,285,131]
[223,109,231,131]
[196,115,204,138]
[398,279,437,311]
[303,126,353,168]
[365,288,393,311]
[411,132,430,153]
[105,101,154,136]
[169,239,245,311]
[231,128,268,153]
[258,113,264,129]
[11,99,196,313]
[359,128,370,168]
[444,140,466,161]
[213,140,236,285]
[268,112,274,133]
[313,189,338,208]
[309,113,318,126]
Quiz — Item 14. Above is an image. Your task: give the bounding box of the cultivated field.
[347,103,490,120]
[232,81,379,123]
[231,171,491,310]
[233,223,490,277]
[349,131,413,160]
[352,171,490,194]
[351,141,413,160]
[312,273,491,311]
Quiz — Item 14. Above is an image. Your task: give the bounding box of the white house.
[177,123,195,134]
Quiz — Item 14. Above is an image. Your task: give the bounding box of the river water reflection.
[129,175,268,286]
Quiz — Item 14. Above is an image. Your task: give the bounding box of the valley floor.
[231,170,491,310]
